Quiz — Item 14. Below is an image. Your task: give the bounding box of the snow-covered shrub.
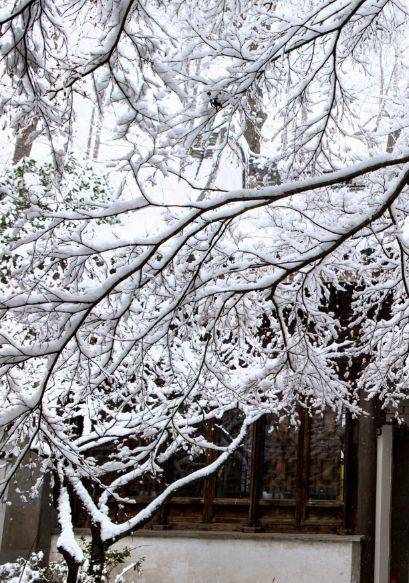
[0,552,43,583]
[0,542,143,583]
[42,539,144,582]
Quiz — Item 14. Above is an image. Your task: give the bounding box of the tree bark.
[59,549,81,583]
[12,118,38,164]
[88,526,107,583]
[356,396,381,583]
[243,94,266,155]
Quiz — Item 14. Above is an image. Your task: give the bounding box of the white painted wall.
[374,424,393,583]
[50,531,362,583]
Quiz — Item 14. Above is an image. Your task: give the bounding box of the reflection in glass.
[132,473,162,497]
[262,420,298,500]
[172,446,206,497]
[215,413,251,498]
[309,412,345,501]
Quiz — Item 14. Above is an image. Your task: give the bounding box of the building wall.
[0,462,53,564]
[50,531,362,583]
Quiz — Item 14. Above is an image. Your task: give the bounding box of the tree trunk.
[88,528,107,583]
[13,118,38,164]
[356,396,381,583]
[243,94,266,155]
[66,556,81,583]
[58,548,81,583]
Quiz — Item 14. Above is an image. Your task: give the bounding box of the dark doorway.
[391,428,409,583]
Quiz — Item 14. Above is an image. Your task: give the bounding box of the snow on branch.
[1,0,409,568]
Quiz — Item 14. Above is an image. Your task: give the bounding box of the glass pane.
[215,413,251,498]
[131,473,163,497]
[172,446,206,497]
[262,420,298,500]
[309,412,345,501]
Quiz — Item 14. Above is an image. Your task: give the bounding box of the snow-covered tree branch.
[1,0,409,580]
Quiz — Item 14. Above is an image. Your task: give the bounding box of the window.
[169,409,349,532]
[72,409,351,533]
[309,413,345,502]
[172,446,206,498]
[257,410,348,531]
[215,413,252,498]
[262,420,298,500]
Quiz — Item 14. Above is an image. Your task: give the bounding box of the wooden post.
[344,412,358,533]
[202,424,216,524]
[296,408,311,527]
[151,463,171,530]
[202,472,216,524]
[356,397,380,583]
[246,418,265,530]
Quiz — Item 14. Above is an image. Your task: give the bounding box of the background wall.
[50,531,362,583]
[0,459,53,564]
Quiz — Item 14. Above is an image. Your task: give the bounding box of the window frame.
[161,410,353,533]
[71,411,355,534]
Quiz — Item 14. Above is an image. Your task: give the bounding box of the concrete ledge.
[73,527,363,544]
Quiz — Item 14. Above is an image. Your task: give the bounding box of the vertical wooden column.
[246,418,265,530]
[344,412,358,533]
[151,461,172,530]
[151,492,170,530]
[150,502,169,529]
[202,424,216,524]
[202,475,216,524]
[356,397,381,583]
[296,409,311,527]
